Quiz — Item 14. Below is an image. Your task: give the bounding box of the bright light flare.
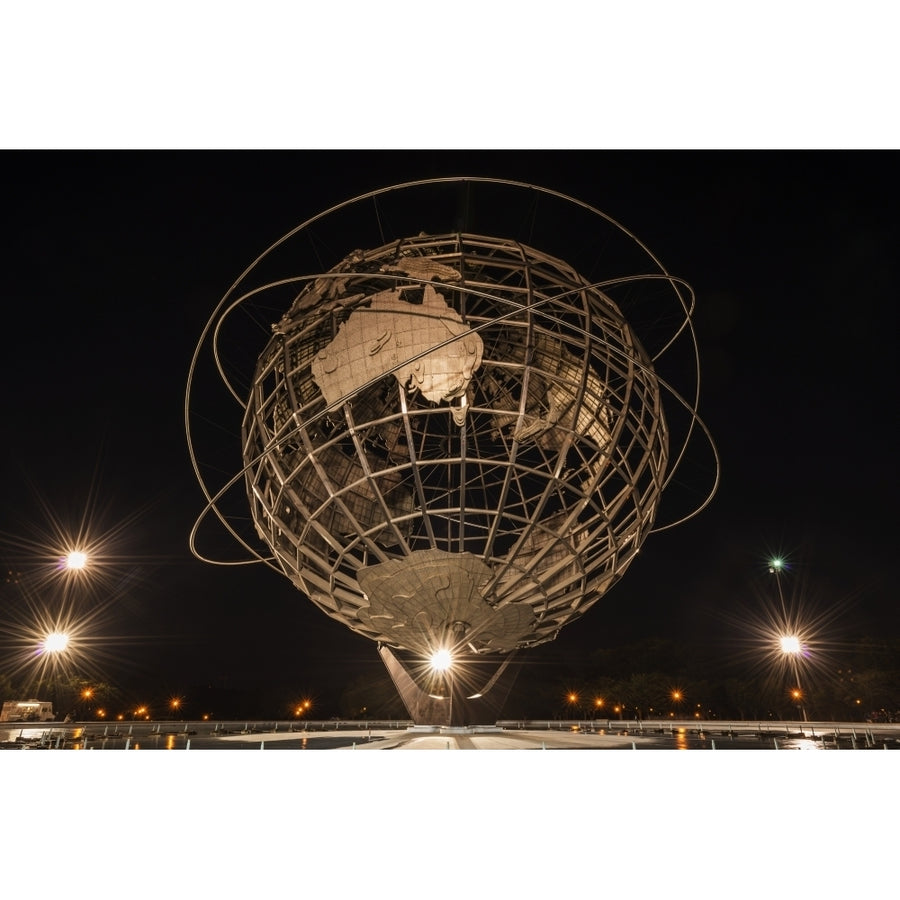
[43,631,70,653]
[417,645,484,700]
[1,473,160,603]
[0,483,161,687]
[713,548,855,704]
[0,580,147,690]
[65,550,88,570]
[429,648,453,671]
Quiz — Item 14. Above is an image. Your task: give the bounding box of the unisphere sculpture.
[186,178,718,726]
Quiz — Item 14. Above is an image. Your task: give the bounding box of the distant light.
[43,632,69,653]
[66,551,88,570]
[769,558,784,573]
[430,648,453,671]
[780,635,801,654]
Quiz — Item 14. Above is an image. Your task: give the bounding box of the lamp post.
[779,636,808,721]
[42,631,70,719]
[770,558,809,722]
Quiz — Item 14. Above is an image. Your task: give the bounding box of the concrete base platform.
[343,728,656,749]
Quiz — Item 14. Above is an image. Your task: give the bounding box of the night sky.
[2,150,897,715]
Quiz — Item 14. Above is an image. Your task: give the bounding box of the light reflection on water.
[675,728,689,750]
[780,738,823,751]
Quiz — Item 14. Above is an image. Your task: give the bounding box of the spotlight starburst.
[1,475,169,695]
[718,549,858,706]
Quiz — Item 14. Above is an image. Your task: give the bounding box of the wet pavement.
[2,719,899,750]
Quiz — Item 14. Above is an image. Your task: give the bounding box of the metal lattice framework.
[186,178,718,662]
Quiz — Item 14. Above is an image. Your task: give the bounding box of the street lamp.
[779,634,808,721]
[769,556,809,721]
[790,687,807,722]
[769,557,789,620]
[41,631,70,718]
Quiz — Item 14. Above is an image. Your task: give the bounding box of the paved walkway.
[213,727,657,749]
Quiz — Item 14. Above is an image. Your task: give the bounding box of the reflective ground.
[2,720,899,749]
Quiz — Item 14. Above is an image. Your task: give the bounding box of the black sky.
[2,150,897,712]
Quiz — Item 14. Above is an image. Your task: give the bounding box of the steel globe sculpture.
[186,177,718,725]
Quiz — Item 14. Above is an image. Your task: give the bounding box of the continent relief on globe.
[310,283,484,414]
